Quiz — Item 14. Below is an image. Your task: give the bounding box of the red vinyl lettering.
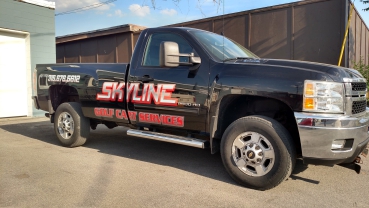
[139,112,145,122]
[96,82,178,106]
[172,116,178,126]
[100,108,114,118]
[161,115,170,125]
[153,114,161,124]
[140,84,149,104]
[110,83,125,102]
[145,113,150,122]
[116,109,128,120]
[159,114,184,127]
[131,83,142,102]
[107,109,114,117]
[126,83,137,102]
[176,116,184,127]
[96,82,113,101]
[128,111,137,121]
[146,84,162,104]
[94,108,101,116]
[158,84,177,106]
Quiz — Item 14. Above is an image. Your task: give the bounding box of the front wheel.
[220,115,296,190]
[54,102,90,147]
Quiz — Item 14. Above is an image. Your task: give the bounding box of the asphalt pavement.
[0,117,368,207]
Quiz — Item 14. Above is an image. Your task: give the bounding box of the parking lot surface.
[0,117,368,207]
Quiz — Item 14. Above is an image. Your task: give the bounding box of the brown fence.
[56,0,368,68]
[348,3,369,66]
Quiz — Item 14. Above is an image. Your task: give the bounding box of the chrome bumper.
[295,109,369,165]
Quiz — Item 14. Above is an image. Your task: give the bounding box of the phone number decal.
[47,75,80,83]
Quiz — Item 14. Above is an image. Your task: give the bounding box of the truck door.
[127,30,209,132]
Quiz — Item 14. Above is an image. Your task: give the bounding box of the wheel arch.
[210,94,301,155]
[49,85,80,114]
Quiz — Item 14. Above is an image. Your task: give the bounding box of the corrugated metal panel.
[176,0,346,65]
[56,45,64,63]
[348,9,356,66]
[64,42,79,63]
[133,33,140,47]
[355,11,362,63]
[214,16,248,47]
[341,0,348,67]
[184,21,213,31]
[117,33,131,63]
[361,22,366,63]
[293,0,342,64]
[97,35,116,63]
[348,4,369,67]
[250,8,290,59]
[366,29,369,65]
[80,38,97,63]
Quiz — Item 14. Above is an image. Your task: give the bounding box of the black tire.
[220,115,296,190]
[54,102,90,147]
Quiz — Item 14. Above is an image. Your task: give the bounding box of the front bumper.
[295,110,369,166]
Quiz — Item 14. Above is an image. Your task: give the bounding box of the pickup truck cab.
[33,27,369,190]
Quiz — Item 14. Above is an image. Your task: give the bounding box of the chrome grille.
[344,78,367,115]
[352,83,366,91]
[352,100,367,114]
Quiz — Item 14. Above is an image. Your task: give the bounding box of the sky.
[53,0,369,37]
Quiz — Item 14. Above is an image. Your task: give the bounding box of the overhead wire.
[55,0,118,16]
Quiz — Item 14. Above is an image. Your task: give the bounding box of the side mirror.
[159,41,180,68]
[159,41,201,68]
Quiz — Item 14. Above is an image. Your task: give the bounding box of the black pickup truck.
[33,27,369,190]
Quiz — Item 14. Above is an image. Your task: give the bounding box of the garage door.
[0,34,28,118]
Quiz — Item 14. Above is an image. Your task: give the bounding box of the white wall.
[0,33,30,118]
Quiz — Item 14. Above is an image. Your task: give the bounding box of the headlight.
[303,80,344,113]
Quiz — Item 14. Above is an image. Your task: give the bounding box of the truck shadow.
[0,120,312,186]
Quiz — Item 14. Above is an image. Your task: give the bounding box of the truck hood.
[233,58,364,82]
[264,59,363,82]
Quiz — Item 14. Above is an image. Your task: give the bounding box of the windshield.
[190,30,259,61]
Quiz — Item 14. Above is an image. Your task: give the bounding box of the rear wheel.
[220,115,296,190]
[54,102,90,147]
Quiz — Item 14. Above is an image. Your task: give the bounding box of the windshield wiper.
[223,57,257,62]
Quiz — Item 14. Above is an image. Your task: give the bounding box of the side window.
[143,33,195,66]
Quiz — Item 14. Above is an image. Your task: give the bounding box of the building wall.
[172,0,347,66]
[55,0,369,69]
[0,0,55,117]
[56,32,140,64]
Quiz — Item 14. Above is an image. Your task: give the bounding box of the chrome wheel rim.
[231,131,275,177]
[57,112,74,140]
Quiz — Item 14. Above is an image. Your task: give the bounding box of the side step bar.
[127,129,209,149]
